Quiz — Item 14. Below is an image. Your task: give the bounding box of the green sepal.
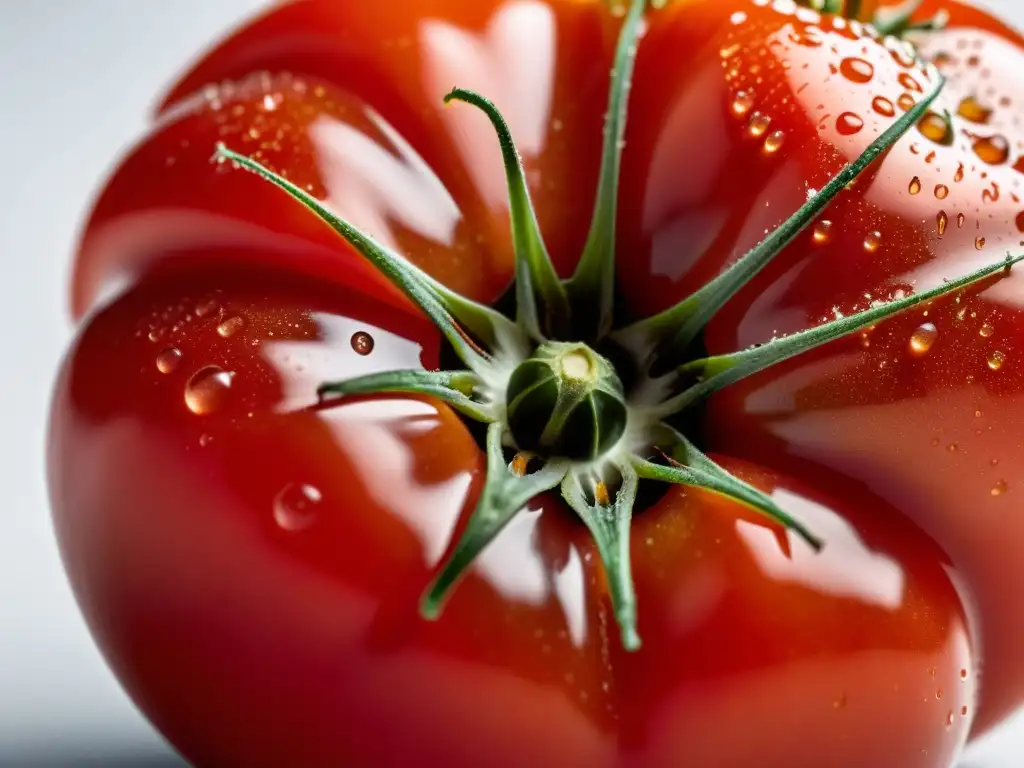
[421,422,568,619]
[561,461,641,651]
[634,427,823,550]
[661,253,1024,415]
[874,0,948,37]
[444,88,569,341]
[615,70,946,365]
[568,0,650,340]
[806,0,850,14]
[214,144,523,368]
[317,369,493,422]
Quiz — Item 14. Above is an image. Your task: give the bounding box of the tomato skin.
[49,0,1024,764]
[51,268,973,767]
[615,0,1024,734]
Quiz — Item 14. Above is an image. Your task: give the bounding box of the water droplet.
[975,236,987,250]
[899,72,923,93]
[156,347,183,374]
[195,298,220,318]
[897,93,917,112]
[909,176,922,195]
[763,130,786,154]
[960,668,969,680]
[957,212,966,228]
[934,184,949,200]
[864,231,882,253]
[936,688,944,699]
[199,433,213,448]
[274,483,323,531]
[732,89,755,117]
[958,95,993,124]
[947,443,959,453]
[935,211,948,236]
[909,323,938,355]
[836,112,864,135]
[918,112,951,144]
[217,315,245,338]
[812,220,833,245]
[833,693,847,710]
[147,329,163,343]
[973,134,1009,165]
[991,479,1008,497]
[840,57,874,84]
[962,705,969,716]
[184,366,233,415]
[955,164,965,183]
[946,711,955,728]
[748,112,772,138]
[979,322,995,338]
[987,349,1006,371]
[351,331,375,356]
[720,42,742,59]
[930,437,941,447]
[872,96,895,117]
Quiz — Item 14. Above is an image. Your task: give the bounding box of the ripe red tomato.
[48,1,1022,766]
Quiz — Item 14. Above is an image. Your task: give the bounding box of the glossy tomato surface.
[48,1,1023,766]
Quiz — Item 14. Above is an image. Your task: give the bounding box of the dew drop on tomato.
[812,219,833,245]
[955,164,965,183]
[748,112,771,138]
[897,93,917,112]
[863,231,882,253]
[763,130,786,154]
[195,297,220,318]
[898,72,923,93]
[958,95,993,124]
[156,347,183,374]
[909,176,922,195]
[872,96,895,118]
[957,212,966,228]
[839,57,874,84]
[731,89,755,117]
[350,331,375,356]
[919,113,950,145]
[991,479,1009,497]
[934,184,949,200]
[975,236,987,250]
[909,323,938,356]
[936,211,948,236]
[979,322,995,338]
[184,366,233,415]
[836,112,864,135]
[216,315,245,338]
[987,350,1006,371]
[973,135,1009,165]
[273,483,323,531]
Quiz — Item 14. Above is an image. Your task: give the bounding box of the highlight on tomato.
[48,0,1024,765]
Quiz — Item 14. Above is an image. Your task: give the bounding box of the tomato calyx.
[798,0,949,37]
[214,0,1023,650]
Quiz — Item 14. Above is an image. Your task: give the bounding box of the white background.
[0,1,1021,765]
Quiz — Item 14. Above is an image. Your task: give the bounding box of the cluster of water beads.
[145,294,380,525]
